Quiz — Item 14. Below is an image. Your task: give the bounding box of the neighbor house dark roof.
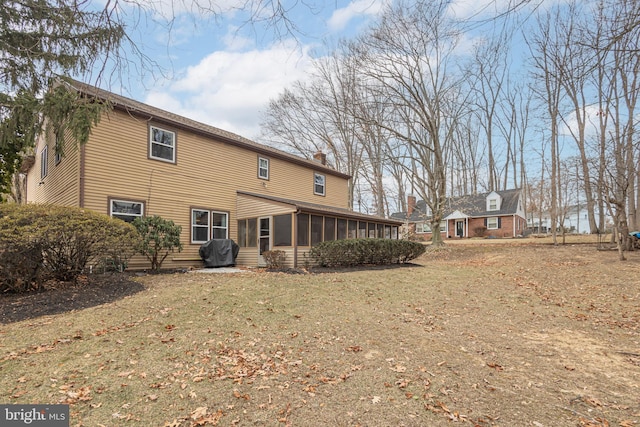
[62,79,350,180]
[391,189,522,222]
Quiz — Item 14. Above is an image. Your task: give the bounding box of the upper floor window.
[258,157,269,180]
[40,146,48,180]
[111,199,144,223]
[314,173,325,196]
[150,126,176,163]
[488,199,498,210]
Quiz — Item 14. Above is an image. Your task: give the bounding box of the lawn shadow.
[0,273,146,324]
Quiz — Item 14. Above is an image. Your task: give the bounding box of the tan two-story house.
[25,80,401,269]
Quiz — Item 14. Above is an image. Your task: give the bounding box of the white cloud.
[144,41,315,139]
[327,0,388,32]
[559,104,601,140]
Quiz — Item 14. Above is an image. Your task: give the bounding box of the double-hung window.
[150,126,176,163]
[258,157,269,180]
[487,217,499,230]
[314,173,325,196]
[191,209,228,243]
[212,211,228,239]
[110,199,144,223]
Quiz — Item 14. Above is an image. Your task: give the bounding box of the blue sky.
[108,0,556,141]
[110,0,390,139]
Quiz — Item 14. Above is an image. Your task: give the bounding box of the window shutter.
[484,218,487,227]
[498,217,502,228]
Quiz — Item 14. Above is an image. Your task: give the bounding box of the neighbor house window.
[150,125,176,163]
[487,217,499,230]
[191,209,228,243]
[40,146,48,179]
[488,199,498,211]
[110,199,144,223]
[258,157,269,180]
[314,173,325,196]
[192,209,210,243]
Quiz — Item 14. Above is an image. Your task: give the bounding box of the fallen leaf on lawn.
[232,390,250,400]
[371,396,381,404]
[487,362,503,371]
[390,364,407,373]
[191,407,208,420]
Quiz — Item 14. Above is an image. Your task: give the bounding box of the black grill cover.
[199,239,239,268]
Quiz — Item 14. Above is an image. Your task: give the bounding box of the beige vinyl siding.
[78,110,352,269]
[235,247,258,268]
[237,193,294,219]
[26,130,81,206]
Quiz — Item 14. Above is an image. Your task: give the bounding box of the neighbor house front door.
[456,220,464,238]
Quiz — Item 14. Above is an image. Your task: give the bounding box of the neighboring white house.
[527,204,608,234]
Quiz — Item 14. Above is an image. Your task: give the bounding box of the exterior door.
[258,217,271,266]
[456,220,464,238]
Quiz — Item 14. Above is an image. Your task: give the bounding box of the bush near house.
[132,215,183,272]
[0,204,140,293]
[262,250,287,269]
[308,238,426,268]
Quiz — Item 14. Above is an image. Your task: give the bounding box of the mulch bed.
[0,273,145,324]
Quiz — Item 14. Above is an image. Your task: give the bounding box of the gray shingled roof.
[390,189,522,222]
[238,191,403,225]
[63,79,350,180]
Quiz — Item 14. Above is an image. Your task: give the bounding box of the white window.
[191,209,228,243]
[150,126,176,163]
[212,211,228,239]
[40,146,48,179]
[488,199,498,210]
[487,217,499,230]
[258,157,269,179]
[314,173,326,196]
[192,209,210,243]
[111,199,144,223]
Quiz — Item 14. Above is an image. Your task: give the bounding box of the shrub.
[308,238,426,268]
[132,215,183,271]
[0,204,140,292]
[262,250,286,269]
[474,226,487,237]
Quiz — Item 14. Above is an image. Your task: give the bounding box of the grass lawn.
[1,241,639,426]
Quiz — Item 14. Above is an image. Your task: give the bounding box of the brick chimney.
[407,195,417,217]
[313,151,327,165]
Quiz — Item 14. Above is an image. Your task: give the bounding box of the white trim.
[258,157,269,180]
